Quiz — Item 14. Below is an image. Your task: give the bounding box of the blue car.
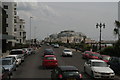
[108,57,120,75]
[1,58,17,75]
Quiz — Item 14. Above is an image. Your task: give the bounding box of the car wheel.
[84,67,86,73]
[91,71,94,78]
[8,74,13,79]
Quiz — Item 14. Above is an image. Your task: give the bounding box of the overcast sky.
[17,2,118,41]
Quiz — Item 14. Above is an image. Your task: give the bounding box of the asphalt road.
[12,45,120,80]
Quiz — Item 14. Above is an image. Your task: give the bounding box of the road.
[12,45,120,80]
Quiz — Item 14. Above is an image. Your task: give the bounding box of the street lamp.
[96,22,105,51]
[30,16,33,45]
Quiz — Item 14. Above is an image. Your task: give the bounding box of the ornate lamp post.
[96,23,105,51]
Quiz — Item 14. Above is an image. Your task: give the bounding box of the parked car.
[84,59,115,79]
[108,57,120,75]
[5,55,22,66]
[42,55,58,68]
[54,44,59,48]
[43,49,55,57]
[99,55,111,63]
[27,48,34,55]
[1,58,17,76]
[22,48,29,56]
[51,66,82,80]
[1,66,12,80]
[88,52,100,60]
[62,49,73,57]
[9,49,25,62]
[82,51,92,59]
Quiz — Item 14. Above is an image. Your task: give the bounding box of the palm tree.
[114,20,120,40]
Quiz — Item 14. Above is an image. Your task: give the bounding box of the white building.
[16,16,26,44]
[118,1,120,21]
[2,2,17,47]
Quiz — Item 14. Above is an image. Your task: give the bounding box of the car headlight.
[94,71,101,74]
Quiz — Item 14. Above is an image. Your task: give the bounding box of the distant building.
[45,30,93,44]
[16,16,26,44]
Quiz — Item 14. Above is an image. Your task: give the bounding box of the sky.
[16,2,118,41]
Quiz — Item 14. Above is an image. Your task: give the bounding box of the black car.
[1,66,11,80]
[51,66,82,80]
[108,57,120,75]
[43,49,55,56]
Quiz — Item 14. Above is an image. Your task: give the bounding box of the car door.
[85,60,92,75]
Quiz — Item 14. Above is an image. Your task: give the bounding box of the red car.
[42,55,58,68]
[99,55,111,63]
[88,52,100,59]
[82,51,92,59]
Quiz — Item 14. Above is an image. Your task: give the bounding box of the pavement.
[0,50,10,58]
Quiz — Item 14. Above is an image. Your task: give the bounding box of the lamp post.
[96,23,105,51]
[30,16,33,46]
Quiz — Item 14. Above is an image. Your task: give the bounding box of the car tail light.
[58,74,62,79]
[79,74,82,78]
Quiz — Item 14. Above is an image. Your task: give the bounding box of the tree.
[114,20,120,40]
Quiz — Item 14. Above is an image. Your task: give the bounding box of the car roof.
[44,55,56,57]
[11,49,23,51]
[6,55,18,57]
[58,66,78,71]
[90,59,105,62]
[92,52,99,54]
[64,49,71,50]
[1,58,13,60]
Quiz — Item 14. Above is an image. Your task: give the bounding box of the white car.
[62,49,73,57]
[84,59,115,79]
[5,55,22,66]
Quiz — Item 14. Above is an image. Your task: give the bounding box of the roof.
[90,59,105,62]
[58,66,78,71]
[6,55,18,57]
[11,49,23,51]
[1,58,13,60]
[44,55,56,57]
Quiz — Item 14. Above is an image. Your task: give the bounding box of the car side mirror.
[108,65,110,67]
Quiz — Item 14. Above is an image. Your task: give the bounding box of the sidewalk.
[0,51,10,58]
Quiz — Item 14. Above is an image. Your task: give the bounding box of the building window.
[20,32,21,36]
[6,24,8,27]
[20,39,21,43]
[14,28,17,31]
[20,25,22,29]
[14,19,17,23]
[4,5,8,9]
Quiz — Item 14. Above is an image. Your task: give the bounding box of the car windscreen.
[64,50,71,52]
[10,51,23,54]
[91,53,100,57]
[45,57,56,60]
[2,60,12,65]
[92,62,108,67]
[63,71,79,77]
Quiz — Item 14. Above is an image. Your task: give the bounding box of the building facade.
[2,2,17,47]
[16,16,26,44]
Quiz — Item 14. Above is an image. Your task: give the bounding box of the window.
[14,19,17,23]
[20,32,21,36]
[14,28,17,31]
[4,5,8,9]
[6,24,8,27]
[20,25,22,29]
[20,39,21,43]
